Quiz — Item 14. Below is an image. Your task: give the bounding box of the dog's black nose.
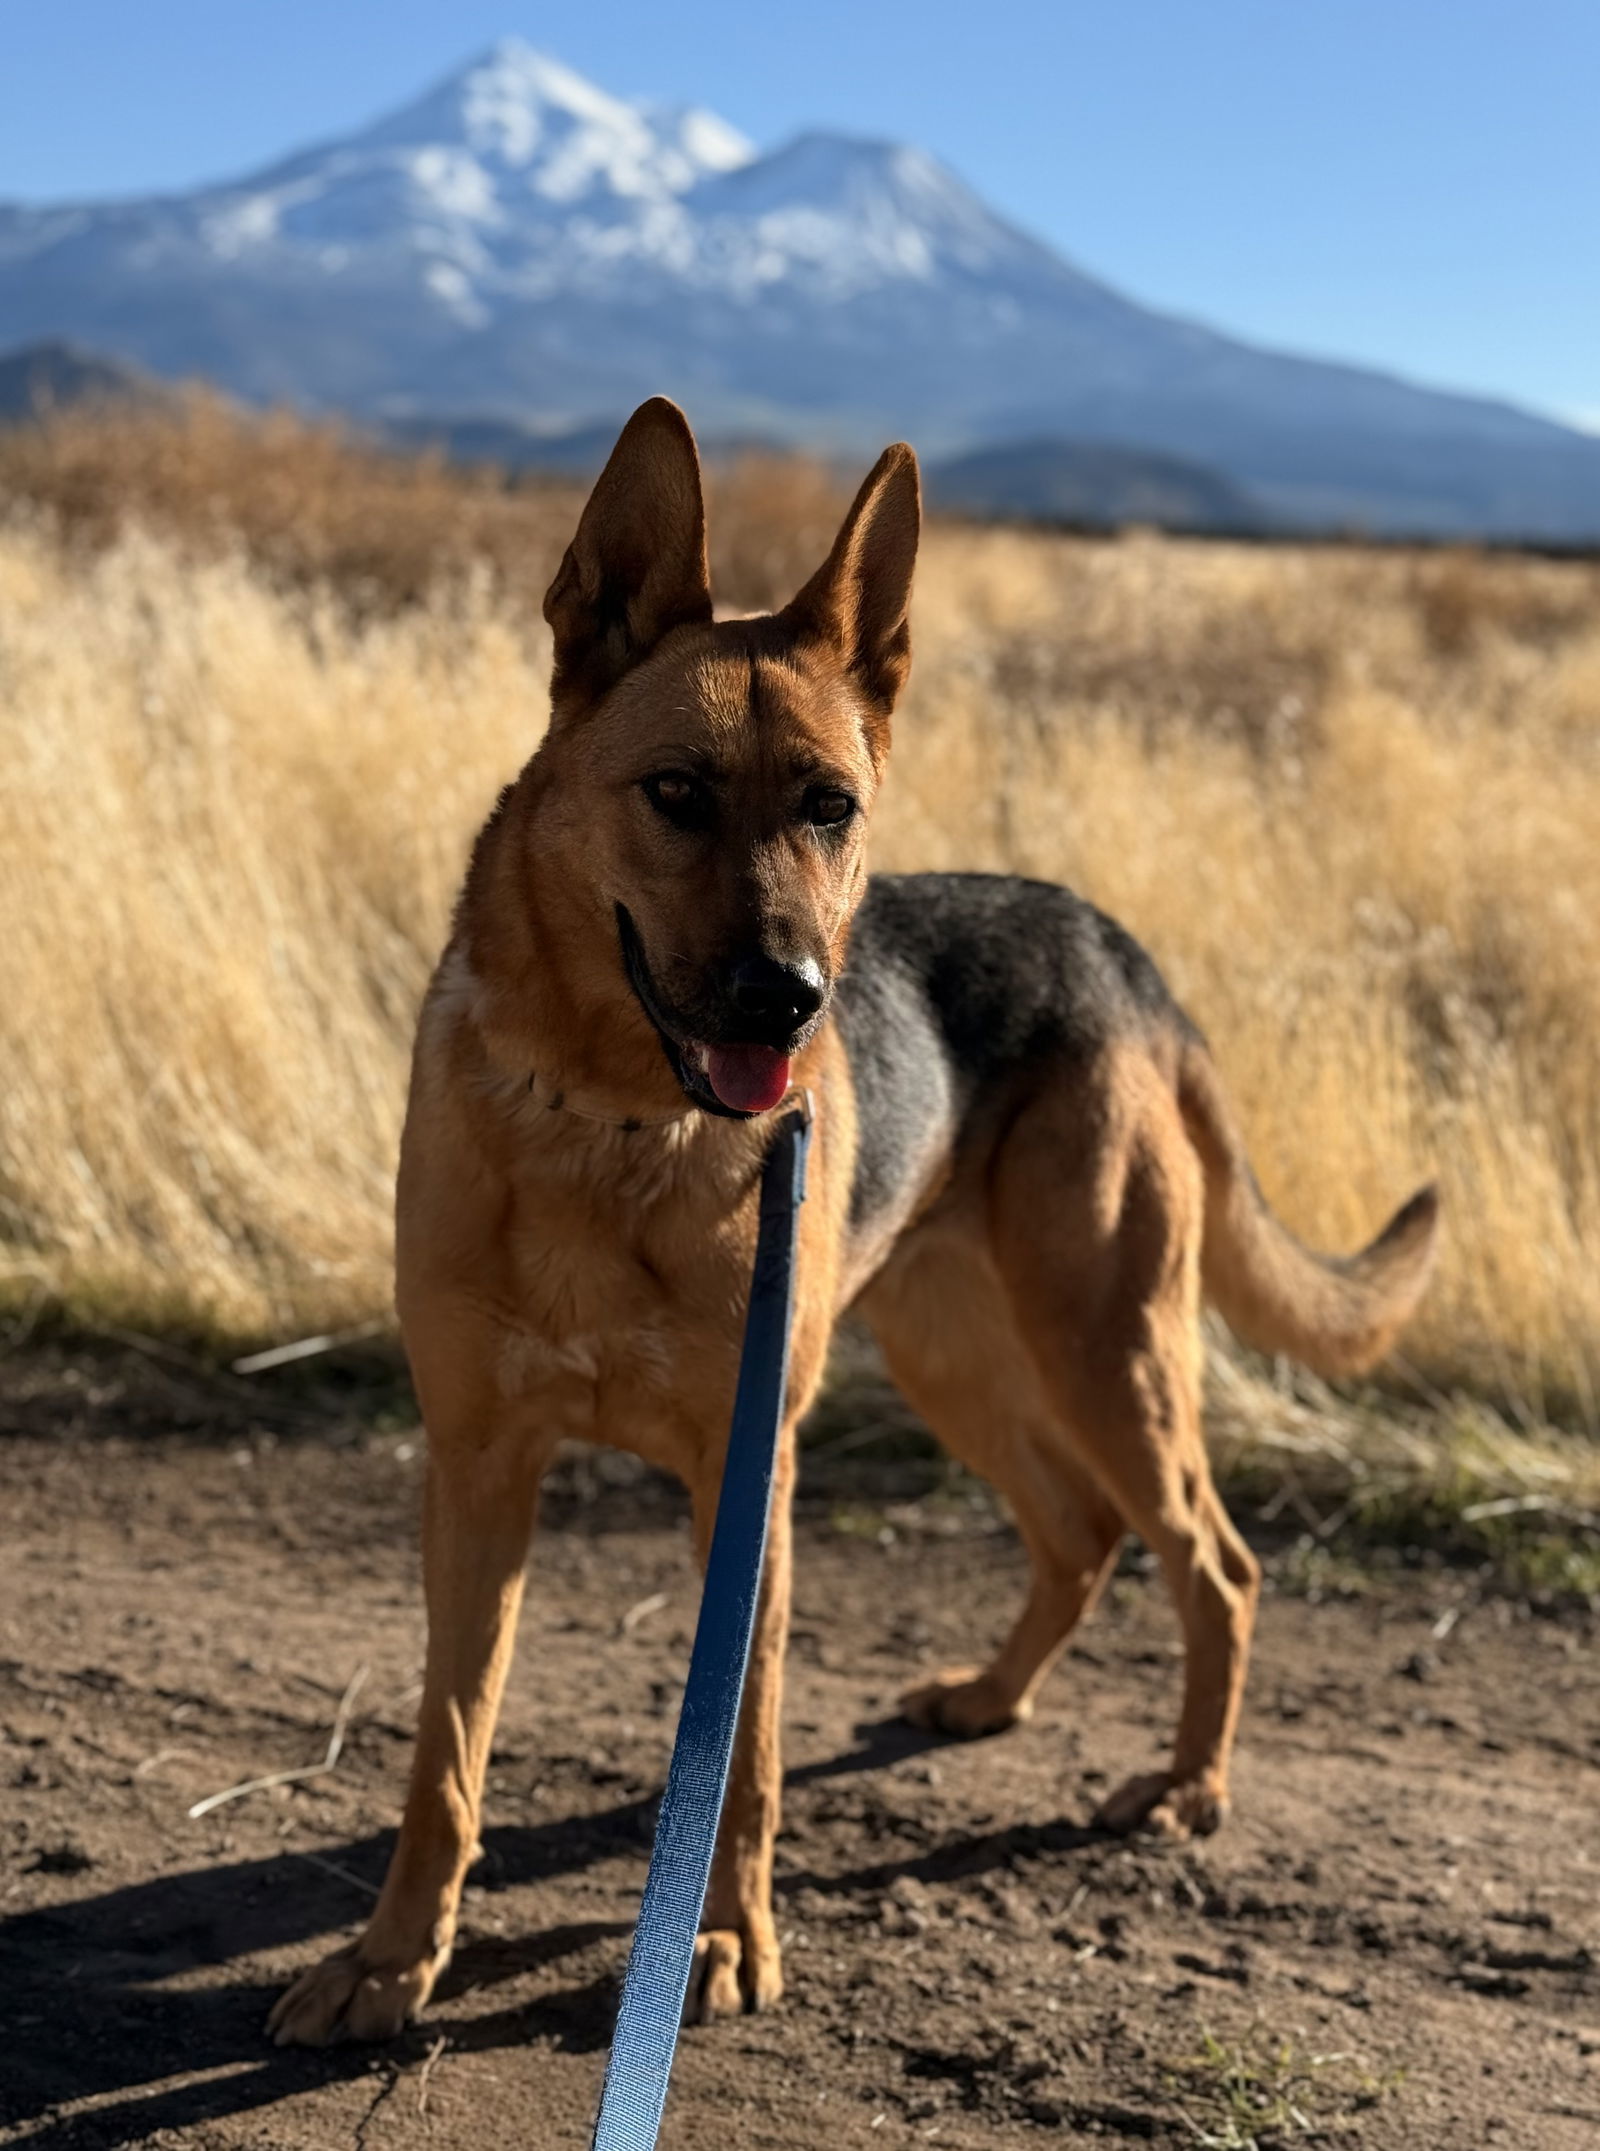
[727,956,826,1031]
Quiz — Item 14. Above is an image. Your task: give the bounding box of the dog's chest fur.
[401,1004,778,1470]
[497,1127,757,1447]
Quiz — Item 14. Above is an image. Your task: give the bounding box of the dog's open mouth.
[616,903,796,1120]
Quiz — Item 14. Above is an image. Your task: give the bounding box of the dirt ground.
[1,1358,1597,2150]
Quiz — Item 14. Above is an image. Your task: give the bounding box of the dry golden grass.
[0,389,585,610]
[3,406,1600,1478]
[0,391,847,617]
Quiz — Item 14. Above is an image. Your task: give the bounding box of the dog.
[268,397,1438,2044]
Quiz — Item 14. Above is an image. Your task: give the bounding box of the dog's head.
[526,397,920,1118]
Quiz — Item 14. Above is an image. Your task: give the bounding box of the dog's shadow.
[1,1731,1105,2149]
[786,1710,947,1786]
[0,1800,645,2150]
[784,1712,1104,1893]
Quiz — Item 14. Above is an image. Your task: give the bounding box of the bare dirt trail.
[1,1409,1596,2150]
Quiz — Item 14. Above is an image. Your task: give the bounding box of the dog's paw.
[900,1666,1028,1739]
[1093,1770,1228,1841]
[267,1938,442,2047]
[683,1919,783,2024]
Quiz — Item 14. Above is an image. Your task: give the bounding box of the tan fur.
[269,400,1438,2048]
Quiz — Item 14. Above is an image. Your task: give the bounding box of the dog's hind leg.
[988,1053,1261,1840]
[904,1434,1123,1740]
[681,1424,797,2022]
[269,1334,555,2046]
[861,1240,1126,1740]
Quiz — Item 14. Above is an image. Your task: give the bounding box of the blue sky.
[3,0,1595,429]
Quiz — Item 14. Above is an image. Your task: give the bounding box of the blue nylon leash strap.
[589,1097,813,2151]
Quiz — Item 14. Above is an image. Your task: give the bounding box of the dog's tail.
[1178,1040,1440,1379]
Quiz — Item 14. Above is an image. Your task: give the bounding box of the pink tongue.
[705,1044,792,1114]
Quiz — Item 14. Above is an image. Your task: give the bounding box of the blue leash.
[589,1098,812,2151]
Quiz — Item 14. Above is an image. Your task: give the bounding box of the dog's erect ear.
[542,398,713,715]
[782,443,920,734]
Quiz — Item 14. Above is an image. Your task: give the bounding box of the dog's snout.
[727,955,826,1032]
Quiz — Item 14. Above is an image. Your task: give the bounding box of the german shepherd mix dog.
[270,399,1438,2045]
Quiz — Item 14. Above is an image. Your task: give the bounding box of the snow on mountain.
[233,40,750,218]
[683,134,1065,299]
[154,42,764,322]
[172,54,1048,314]
[2,41,1598,537]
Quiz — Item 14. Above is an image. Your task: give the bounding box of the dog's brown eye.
[805,787,856,829]
[642,770,711,829]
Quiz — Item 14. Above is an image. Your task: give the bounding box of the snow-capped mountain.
[191,43,757,313]
[2,38,1597,537]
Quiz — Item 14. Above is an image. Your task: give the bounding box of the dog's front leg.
[269,1398,552,2046]
[683,1425,796,2022]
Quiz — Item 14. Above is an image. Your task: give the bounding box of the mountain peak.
[351,39,753,200]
